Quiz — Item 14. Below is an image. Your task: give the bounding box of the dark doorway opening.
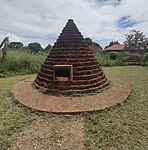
[53,65,73,81]
[55,68,70,77]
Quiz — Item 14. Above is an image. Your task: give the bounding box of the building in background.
[103,44,125,52]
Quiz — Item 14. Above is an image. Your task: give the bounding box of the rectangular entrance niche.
[53,65,73,81]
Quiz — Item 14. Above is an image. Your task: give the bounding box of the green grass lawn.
[0,66,148,150]
[0,75,38,150]
[84,66,148,150]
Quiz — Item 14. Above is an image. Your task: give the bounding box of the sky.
[0,0,148,48]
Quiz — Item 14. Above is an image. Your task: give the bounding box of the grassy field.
[0,50,46,76]
[0,50,147,78]
[0,66,148,150]
[0,50,125,78]
[84,66,148,150]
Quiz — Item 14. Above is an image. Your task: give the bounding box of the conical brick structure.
[34,19,108,94]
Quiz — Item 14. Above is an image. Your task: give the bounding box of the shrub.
[143,53,148,62]
[96,54,110,66]
[96,54,124,67]
[116,52,130,62]
[107,52,119,60]
[0,50,46,76]
[101,51,148,66]
[126,53,142,64]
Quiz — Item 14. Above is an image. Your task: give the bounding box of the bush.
[104,52,148,65]
[143,53,148,62]
[96,54,124,67]
[0,50,46,76]
[116,52,130,62]
[107,52,119,60]
[125,53,142,64]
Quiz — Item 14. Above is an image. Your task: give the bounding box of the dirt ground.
[9,115,84,150]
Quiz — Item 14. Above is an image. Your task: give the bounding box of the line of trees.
[9,42,52,53]
[8,30,148,54]
[104,41,120,49]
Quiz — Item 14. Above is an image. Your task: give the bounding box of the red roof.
[104,44,125,51]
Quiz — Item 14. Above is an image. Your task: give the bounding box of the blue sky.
[0,0,148,48]
[118,16,137,28]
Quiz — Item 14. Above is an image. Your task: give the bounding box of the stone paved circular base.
[12,77,131,113]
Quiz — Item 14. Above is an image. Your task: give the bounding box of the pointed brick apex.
[68,19,74,22]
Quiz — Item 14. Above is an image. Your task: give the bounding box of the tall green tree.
[84,37,93,45]
[84,37,102,48]
[124,30,147,50]
[44,44,52,53]
[28,42,42,53]
[9,42,23,49]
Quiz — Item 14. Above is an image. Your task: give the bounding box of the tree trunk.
[0,37,9,63]
[1,51,7,63]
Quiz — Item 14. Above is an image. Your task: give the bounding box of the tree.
[105,41,120,49]
[84,37,93,45]
[143,37,148,50]
[44,44,52,53]
[124,30,147,50]
[0,37,9,63]
[28,42,42,53]
[9,42,23,49]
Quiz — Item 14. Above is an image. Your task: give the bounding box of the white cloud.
[6,33,22,42]
[0,0,148,48]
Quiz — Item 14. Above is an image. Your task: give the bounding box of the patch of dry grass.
[9,116,84,150]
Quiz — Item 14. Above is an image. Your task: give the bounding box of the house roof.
[104,44,125,51]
